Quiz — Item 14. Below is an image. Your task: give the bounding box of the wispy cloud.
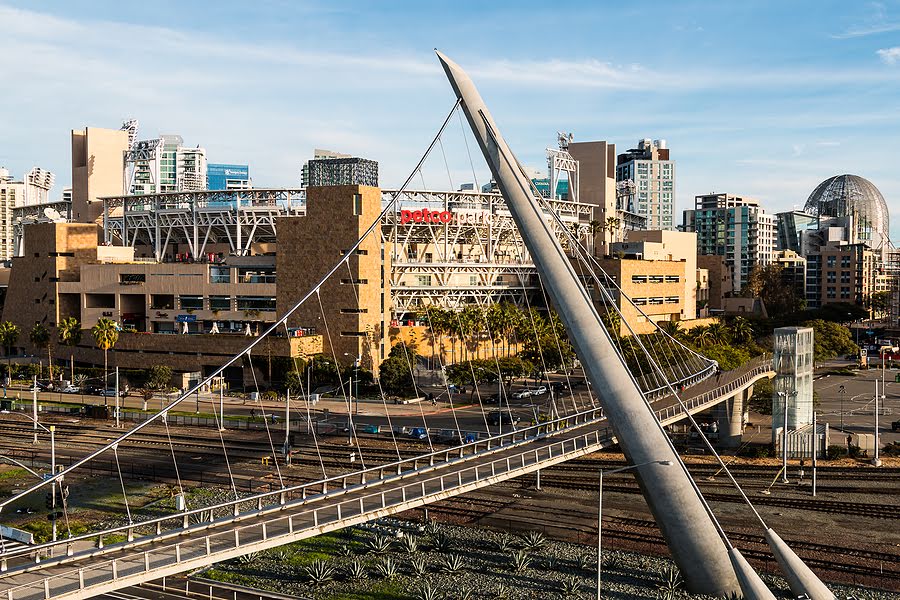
[833,2,900,38]
[878,47,900,64]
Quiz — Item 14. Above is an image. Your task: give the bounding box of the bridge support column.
[535,468,541,490]
[438,51,739,596]
[715,389,746,449]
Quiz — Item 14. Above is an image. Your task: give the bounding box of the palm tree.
[605,216,622,243]
[0,321,20,385]
[29,324,52,380]
[659,320,683,340]
[58,317,83,383]
[705,321,730,346]
[730,317,753,345]
[91,318,119,391]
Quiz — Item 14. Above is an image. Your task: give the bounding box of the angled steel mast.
[436,50,740,595]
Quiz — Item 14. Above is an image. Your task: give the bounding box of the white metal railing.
[0,425,612,600]
[0,358,773,598]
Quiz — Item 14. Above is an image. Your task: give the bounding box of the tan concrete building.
[816,242,878,306]
[71,127,128,224]
[0,171,24,260]
[568,141,617,254]
[608,230,698,320]
[697,255,733,312]
[278,185,390,371]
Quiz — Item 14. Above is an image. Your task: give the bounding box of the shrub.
[655,564,682,599]
[509,549,531,573]
[560,575,580,596]
[827,444,848,460]
[374,556,399,579]
[494,583,511,600]
[345,559,367,580]
[423,519,440,537]
[396,534,419,554]
[337,544,353,557]
[437,553,466,574]
[430,532,453,553]
[519,530,547,552]
[365,534,393,555]
[493,535,515,552]
[413,582,443,600]
[301,559,335,586]
[408,556,428,576]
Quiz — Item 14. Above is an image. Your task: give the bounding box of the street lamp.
[597,460,671,599]
[19,413,58,542]
[838,385,845,432]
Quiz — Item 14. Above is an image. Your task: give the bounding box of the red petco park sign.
[399,208,497,225]
[400,209,454,224]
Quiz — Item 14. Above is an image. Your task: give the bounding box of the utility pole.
[115,366,120,428]
[284,388,290,456]
[873,380,882,467]
[838,385,845,431]
[811,412,817,497]
[50,425,57,542]
[32,375,38,444]
[219,381,225,431]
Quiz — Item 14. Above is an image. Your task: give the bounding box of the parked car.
[512,390,533,400]
[61,385,80,394]
[487,410,520,426]
[408,427,429,440]
[892,420,900,432]
[532,385,548,396]
[100,389,126,398]
[483,393,502,404]
[35,381,54,392]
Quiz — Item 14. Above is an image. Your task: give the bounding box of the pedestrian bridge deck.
[0,361,773,600]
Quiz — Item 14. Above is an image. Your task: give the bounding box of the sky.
[1,0,899,238]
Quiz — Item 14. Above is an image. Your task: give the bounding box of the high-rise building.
[301,149,351,188]
[127,134,207,194]
[0,168,24,260]
[307,157,378,188]
[208,164,251,190]
[776,210,817,252]
[71,126,129,223]
[682,193,776,293]
[615,138,675,230]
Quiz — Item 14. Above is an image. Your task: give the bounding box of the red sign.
[400,209,453,224]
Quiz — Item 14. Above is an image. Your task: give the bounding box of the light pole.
[873,380,883,467]
[597,460,671,599]
[838,385,845,432]
[20,414,58,542]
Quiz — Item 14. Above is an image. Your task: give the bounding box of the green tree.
[0,321,20,384]
[29,323,52,379]
[379,355,415,397]
[729,317,754,344]
[746,263,804,316]
[57,317,82,383]
[802,319,858,361]
[91,318,119,389]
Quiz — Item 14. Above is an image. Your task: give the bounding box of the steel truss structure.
[383,189,593,317]
[101,189,305,260]
[12,199,72,256]
[101,187,593,317]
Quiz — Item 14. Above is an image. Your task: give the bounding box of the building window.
[664,275,680,283]
[352,193,363,216]
[415,275,432,287]
[340,308,369,314]
[236,296,276,312]
[179,295,204,310]
[340,278,368,285]
[119,273,146,285]
[631,275,648,284]
[210,266,230,284]
[209,296,231,311]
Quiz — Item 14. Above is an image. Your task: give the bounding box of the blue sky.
[1,1,899,237]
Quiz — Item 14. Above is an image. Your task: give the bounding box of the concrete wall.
[71,127,128,224]
[568,141,616,253]
[278,185,389,370]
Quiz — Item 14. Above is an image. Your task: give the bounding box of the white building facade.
[615,139,676,230]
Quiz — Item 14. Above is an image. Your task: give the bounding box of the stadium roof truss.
[101,189,305,260]
[382,189,593,316]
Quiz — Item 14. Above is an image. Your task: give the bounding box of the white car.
[532,385,548,396]
[512,390,533,400]
[61,385,79,394]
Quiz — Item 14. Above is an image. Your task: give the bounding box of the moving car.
[487,410,520,426]
[61,385,80,394]
[408,427,429,440]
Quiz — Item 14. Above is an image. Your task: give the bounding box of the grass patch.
[22,519,91,543]
[203,568,263,588]
[324,580,409,600]
[0,468,29,481]
[283,532,356,566]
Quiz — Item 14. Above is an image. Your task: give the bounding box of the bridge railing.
[0,404,607,566]
[0,357,770,572]
[655,357,773,423]
[0,423,616,600]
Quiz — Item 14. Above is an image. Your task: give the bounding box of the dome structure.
[803,174,889,249]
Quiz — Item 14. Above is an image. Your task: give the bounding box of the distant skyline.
[1,1,899,238]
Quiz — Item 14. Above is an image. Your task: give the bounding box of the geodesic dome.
[804,174,889,248]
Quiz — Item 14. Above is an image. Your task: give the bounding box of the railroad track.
[531,478,899,520]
